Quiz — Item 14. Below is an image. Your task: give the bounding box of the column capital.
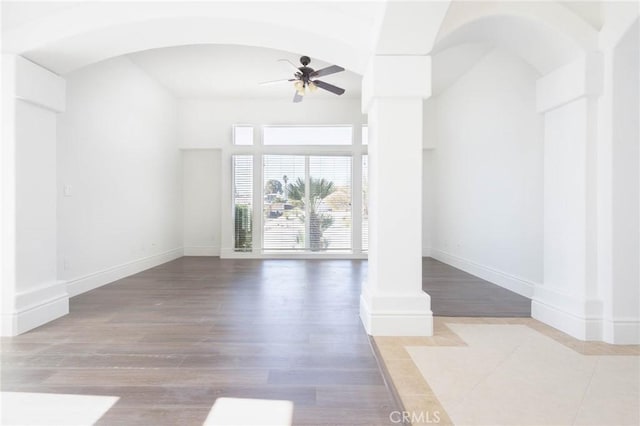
[361,55,431,114]
[536,52,603,113]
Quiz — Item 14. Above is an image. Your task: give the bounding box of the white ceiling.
[432,43,494,95]
[127,44,362,100]
[125,42,522,101]
[559,1,604,30]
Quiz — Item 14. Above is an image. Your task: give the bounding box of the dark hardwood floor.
[2,257,531,425]
[423,257,532,317]
[1,258,397,426]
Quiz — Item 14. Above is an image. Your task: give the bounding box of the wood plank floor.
[1,258,398,426]
[423,258,531,317]
[2,257,531,425]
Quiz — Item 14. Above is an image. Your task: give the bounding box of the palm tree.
[282,175,289,199]
[286,177,336,251]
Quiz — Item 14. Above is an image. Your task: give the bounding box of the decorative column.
[533,53,603,341]
[1,55,67,335]
[360,55,433,336]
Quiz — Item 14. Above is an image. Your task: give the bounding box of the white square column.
[1,55,67,336]
[533,53,603,341]
[360,56,433,336]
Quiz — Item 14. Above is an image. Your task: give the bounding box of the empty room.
[1,1,639,425]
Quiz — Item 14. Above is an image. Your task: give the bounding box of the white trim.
[66,248,183,297]
[220,248,367,260]
[536,52,602,113]
[422,246,431,257]
[183,246,221,256]
[603,319,640,345]
[14,56,66,113]
[360,294,433,336]
[1,280,68,336]
[532,299,603,342]
[429,249,536,298]
[531,284,604,341]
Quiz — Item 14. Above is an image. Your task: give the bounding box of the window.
[233,125,253,145]
[362,155,368,252]
[263,155,306,251]
[262,155,352,252]
[233,155,253,251]
[263,126,352,146]
[310,156,352,251]
[229,124,366,256]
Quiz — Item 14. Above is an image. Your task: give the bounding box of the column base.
[1,280,68,336]
[360,292,433,336]
[531,286,603,341]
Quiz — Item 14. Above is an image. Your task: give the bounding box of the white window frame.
[221,123,368,259]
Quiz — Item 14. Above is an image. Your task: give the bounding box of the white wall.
[422,98,437,256]
[179,98,365,256]
[179,98,365,148]
[16,101,58,294]
[57,56,182,296]
[610,19,639,338]
[428,49,544,296]
[183,150,221,255]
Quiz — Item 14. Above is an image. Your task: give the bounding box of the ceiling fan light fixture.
[294,80,305,96]
[268,56,345,103]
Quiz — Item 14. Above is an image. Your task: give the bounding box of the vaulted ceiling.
[126,45,362,99]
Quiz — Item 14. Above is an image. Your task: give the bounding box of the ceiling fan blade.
[310,65,345,78]
[278,59,301,74]
[313,80,345,96]
[293,92,304,103]
[259,78,296,86]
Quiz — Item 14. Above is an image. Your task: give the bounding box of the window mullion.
[304,156,311,251]
[352,153,362,254]
[254,153,263,252]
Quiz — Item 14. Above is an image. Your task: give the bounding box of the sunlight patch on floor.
[0,392,119,426]
[203,397,294,426]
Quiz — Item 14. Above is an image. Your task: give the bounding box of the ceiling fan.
[260,56,346,103]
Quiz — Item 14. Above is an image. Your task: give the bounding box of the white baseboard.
[603,319,640,345]
[422,246,431,257]
[220,247,367,259]
[429,249,536,298]
[1,280,69,336]
[531,285,606,341]
[66,248,183,297]
[183,246,220,256]
[532,299,604,342]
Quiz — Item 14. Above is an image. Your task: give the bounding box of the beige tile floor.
[375,318,640,426]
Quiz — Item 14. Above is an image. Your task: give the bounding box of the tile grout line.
[570,356,599,426]
[446,324,526,414]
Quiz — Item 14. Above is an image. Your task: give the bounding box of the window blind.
[262,155,352,252]
[309,156,352,251]
[263,155,306,251]
[233,155,253,251]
